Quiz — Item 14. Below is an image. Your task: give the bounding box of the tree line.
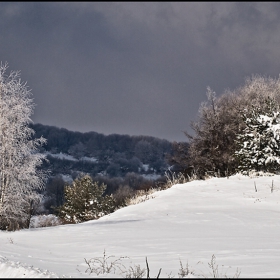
[31,123,172,178]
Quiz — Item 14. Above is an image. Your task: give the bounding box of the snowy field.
[1,174,280,278]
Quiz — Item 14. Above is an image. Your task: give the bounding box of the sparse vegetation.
[201,254,241,278]
[164,170,191,189]
[81,250,241,278]
[83,249,128,276]
[124,188,157,206]
[178,259,195,278]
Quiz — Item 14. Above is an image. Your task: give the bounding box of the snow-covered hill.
[1,174,280,278]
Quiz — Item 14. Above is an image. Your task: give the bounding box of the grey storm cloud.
[1,2,280,141]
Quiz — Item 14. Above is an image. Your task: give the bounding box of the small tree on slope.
[0,63,47,231]
[235,99,280,174]
[57,175,116,224]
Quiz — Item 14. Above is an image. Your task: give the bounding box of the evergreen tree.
[57,175,116,224]
[235,98,280,174]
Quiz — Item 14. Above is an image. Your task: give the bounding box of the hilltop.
[1,174,280,278]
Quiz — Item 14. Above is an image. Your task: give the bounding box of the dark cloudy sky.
[1,2,280,142]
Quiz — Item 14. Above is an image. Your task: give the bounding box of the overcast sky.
[1,2,280,142]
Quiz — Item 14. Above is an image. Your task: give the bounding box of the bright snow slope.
[1,174,280,278]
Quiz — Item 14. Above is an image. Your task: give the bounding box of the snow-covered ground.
[1,174,280,278]
[80,156,98,163]
[45,152,78,162]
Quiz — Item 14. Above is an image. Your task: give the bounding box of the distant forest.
[31,123,173,178]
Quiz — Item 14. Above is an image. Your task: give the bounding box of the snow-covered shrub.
[247,170,275,178]
[29,214,63,228]
[57,175,116,224]
[235,98,280,174]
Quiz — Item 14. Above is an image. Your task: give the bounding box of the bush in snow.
[112,185,135,208]
[29,214,63,228]
[57,175,116,224]
[235,98,280,174]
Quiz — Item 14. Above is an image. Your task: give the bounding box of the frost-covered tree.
[57,175,116,224]
[0,62,47,231]
[176,75,280,178]
[235,98,280,174]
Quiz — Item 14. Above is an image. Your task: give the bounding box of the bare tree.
[0,62,47,230]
